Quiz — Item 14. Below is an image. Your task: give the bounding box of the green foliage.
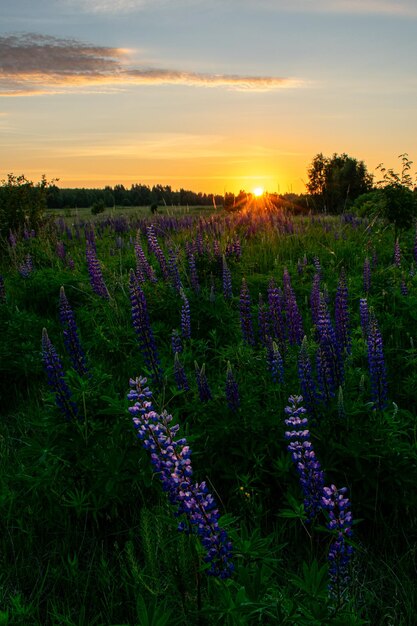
[307,153,373,214]
[90,199,106,215]
[0,173,52,236]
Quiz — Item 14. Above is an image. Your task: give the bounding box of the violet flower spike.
[128,376,233,578]
[59,286,88,376]
[41,328,79,421]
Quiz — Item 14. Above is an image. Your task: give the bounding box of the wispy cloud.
[0,33,301,96]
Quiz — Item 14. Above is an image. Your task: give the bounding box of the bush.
[0,173,50,236]
[91,200,106,215]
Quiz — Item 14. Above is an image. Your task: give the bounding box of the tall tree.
[307,153,373,213]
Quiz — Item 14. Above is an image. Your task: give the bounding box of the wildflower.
[222,256,233,299]
[19,254,33,278]
[59,286,88,376]
[310,272,321,327]
[129,269,162,385]
[168,248,183,292]
[363,257,371,294]
[86,240,109,299]
[394,238,401,267]
[359,298,369,336]
[146,225,169,279]
[258,294,270,346]
[187,250,200,293]
[239,278,255,346]
[171,329,183,354]
[180,288,191,340]
[41,328,79,421]
[316,294,343,400]
[284,395,324,520]
[283,268,304,345]
[335,268,350,354]
[267,279,286,346]
[367,312,388,410]
[267,338,284,384]
[297,337,319,415]
[322,484,354,599]
[128,376,233,578]
[225,362,240,411]
[174,353,189,391]
[195,361,212,402]
[135,232,157,283]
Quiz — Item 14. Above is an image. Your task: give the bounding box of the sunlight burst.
[253,186,264,197]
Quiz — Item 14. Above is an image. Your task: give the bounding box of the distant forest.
[46,184,226,209]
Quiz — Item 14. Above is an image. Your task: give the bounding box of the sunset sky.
[1,0,417,195]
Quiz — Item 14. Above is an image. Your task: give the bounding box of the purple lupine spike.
[174,352,189,391]
[313,256,321,275]
[335,268,350,354]
[67,257,75,271]
[363,257,371,294]
[135,233,157,283]
[225,361,240,411]
[222,256,233,299]
[213,239,221,259]
[322,484,354,599]
[297,337,319,414]
[267,279,286,347]
[171,329,183,354]
[168,248,183,292]
[394,238,401,267]
[283,268,304,345]
[239,278,255,346]
[267,338,284,384]
[86,240,109,299]
[258,294,270,347]
[128,376,233,578]
[310,272,321,328]
[59,286,88,376]
[146,225,169,279]
[359,298,369,336]
[129,269,162,385]
[367,312,388,410]
[41,328,79,421]
[316,293,344,400]
[233,238,241,259]
[180,288,191,340]
[401,276,408,296]
[187,250,200,294]
[56,241,66,260]
[19,254,34,278]
[195,361,212,402]
[284,395,325,521]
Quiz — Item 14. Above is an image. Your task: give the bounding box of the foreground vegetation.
[1,203,417,625]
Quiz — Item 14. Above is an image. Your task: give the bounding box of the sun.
[253,186,264,197]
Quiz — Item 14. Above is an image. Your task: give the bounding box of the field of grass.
[1,206,417,625]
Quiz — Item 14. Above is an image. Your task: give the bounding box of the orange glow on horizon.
[253,186,264,197]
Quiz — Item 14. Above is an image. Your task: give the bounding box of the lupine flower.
[267,338,284,383]
[359,298,369,336]
[86,240,109,299]
[239,278,255,346]
[168,248,183,292]
[394,238,401,267]
[283,268,304,345]
[310,272,321,327]
[128,376,233,578]
[129,269,162,385]
[258,294,270,346]
[59,286,88,376]
[401,277,408,296]
[335,268,350,354]
[135,233,157,283]
[56,241,66,260]
[67,257,75,271]
[316,294,343,400]
[174,353,189,391]
[195,361,212,402]
[19,254,34,278]
[322,484,354,599]
[267,279,286,347]
[297,337,319,416]
[367,312,388,410]
[171,329,183,354]
[313,256,321,275]
[284,395,325,521]
[180,288,191,340]
[363,257,371,293]
[187,250,200,293]
[222,256,233,299]
[41,328,79,421]
[146,225,169,279]
[225,362,240,411]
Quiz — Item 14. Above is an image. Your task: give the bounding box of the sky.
[1,0,417,195]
